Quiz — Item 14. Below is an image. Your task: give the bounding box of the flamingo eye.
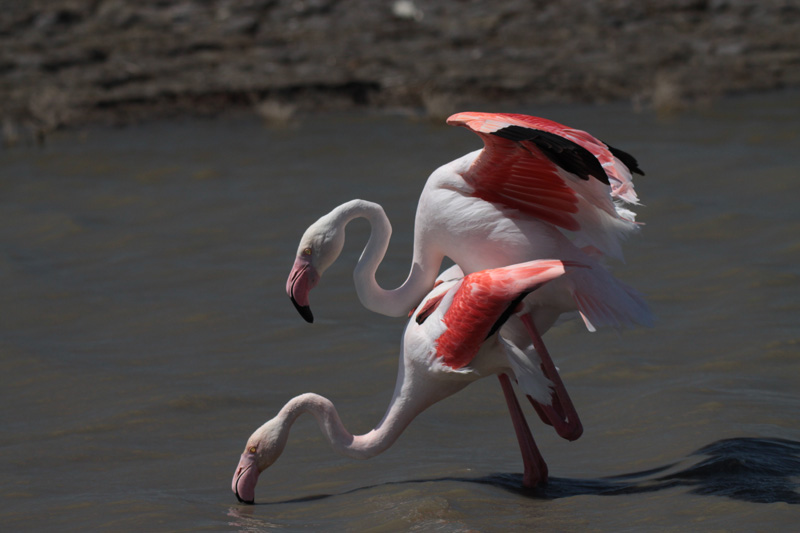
[249,446,257,454]
[302,247,312,256]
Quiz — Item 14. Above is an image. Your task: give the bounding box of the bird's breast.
[418,186,563,274]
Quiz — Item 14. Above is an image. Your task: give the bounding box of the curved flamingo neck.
[332,199,442,317]
[276,391,422,460]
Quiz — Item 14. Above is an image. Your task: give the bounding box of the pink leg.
[497,373,548,488]
[520,313,583,442]
[529,397,555,427]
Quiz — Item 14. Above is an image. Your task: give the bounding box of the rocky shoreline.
[2,0,799,141]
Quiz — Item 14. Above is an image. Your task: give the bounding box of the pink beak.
[286,256,319,323]
[232,453,260,504]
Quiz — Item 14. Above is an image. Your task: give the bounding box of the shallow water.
[1,92,799,531]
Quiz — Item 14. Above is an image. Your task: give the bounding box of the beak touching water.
[232,453,260,504]
[286,255,319,323]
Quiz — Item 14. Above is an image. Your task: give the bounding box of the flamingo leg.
[497,373,548,488]
[520,312,583,442]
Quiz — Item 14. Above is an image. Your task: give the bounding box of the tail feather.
[573,277,653,331]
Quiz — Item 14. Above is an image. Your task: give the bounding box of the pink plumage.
[448,111,641,241]
[281,112,653,493]
[235,260,580,503]
[435,260,568,369]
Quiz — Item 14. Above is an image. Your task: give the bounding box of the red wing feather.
[415,291,446,324]
[434,261,568,369]
[447,112,643,259]
[447,112,607,231]
[468,140,582,230]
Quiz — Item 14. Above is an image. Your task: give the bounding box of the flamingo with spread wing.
[284,113,652,486]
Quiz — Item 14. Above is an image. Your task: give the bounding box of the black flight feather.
[491,125,610,185]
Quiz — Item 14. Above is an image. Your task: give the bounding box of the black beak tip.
[235,492,255,505]
[299,306,314,323]
[290,297,314,323]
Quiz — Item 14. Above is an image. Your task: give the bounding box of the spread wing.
[433,260,571,369]
[447,112,644,260]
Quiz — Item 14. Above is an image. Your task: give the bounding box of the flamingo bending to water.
[235,259,580,504]
[284,113,652,485]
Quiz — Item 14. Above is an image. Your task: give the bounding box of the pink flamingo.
[235,259,581,504]
[287,112,647,328]
[285,113,652,485]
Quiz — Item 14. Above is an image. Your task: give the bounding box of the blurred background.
[2,0,799,141]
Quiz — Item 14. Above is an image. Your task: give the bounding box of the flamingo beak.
[286,256,319,323]
[232,453,260,504]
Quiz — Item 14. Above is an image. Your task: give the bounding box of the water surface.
[1,92,799,531]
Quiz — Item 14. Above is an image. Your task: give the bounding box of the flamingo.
[284,112,652,485]
[235,259,581,504]
[286,112,648,329]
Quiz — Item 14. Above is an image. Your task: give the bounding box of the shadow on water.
[476,437,800,504]
[264,438,800,506]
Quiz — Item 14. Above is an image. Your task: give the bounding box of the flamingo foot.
[520,313,583,442]
[497,373,548,488]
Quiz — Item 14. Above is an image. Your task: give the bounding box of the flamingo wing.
[434,260,571,370]
[447,112,644,259]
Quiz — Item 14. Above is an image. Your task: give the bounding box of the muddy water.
[1,92,798,531]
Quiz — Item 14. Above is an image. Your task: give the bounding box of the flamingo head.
[231,417,288,504]
[286,214,346,323]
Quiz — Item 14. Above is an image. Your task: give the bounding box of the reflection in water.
[254,438,799,506]
[227,505,282,533]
